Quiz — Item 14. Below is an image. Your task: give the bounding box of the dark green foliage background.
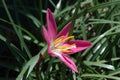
[0,0,120,80]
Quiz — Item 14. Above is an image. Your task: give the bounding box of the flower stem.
[36,54,44,80]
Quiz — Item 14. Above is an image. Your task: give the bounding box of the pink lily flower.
[42,9,92,72]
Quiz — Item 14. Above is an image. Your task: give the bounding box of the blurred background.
[0,0,120,80]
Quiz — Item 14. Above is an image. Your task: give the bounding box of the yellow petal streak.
[53,36,76,53]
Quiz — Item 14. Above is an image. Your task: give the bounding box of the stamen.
[62,49,72,52]
[57,44,76,49]
[61,36,74,43]
[58,44,76,53]
[54,36,64,46]
[54,36,64,43]
[54,36,74,47]
[52,35,76,53]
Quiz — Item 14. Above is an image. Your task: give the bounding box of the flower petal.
[65,40,92,54]
[57,54,78,72]
[47,8,57,40]
[57,22,72,38]
[42,26,50,44]
[48,46,58,57]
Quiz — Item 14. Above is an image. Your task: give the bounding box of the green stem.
[36,54,44,80]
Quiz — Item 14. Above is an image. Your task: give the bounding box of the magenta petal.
[48,46,57,57]
[42,26,50,45]
[57,22,72,38]
[47,8,57,40]
[66,40,92,54]
[57,54,78,72]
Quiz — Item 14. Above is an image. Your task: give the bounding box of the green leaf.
[16,53,40,80]
[0,18,38,41]
[88,0,120,12]
[16,46,47,80]
[0,60,19,72]
[84,61,115,70]
[0,34,7,41]
[2,0,32,58]
[25,14,41,28]
[89,19,120,24]
[81,74,120,80]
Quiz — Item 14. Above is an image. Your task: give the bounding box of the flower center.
[51,36,76,53]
